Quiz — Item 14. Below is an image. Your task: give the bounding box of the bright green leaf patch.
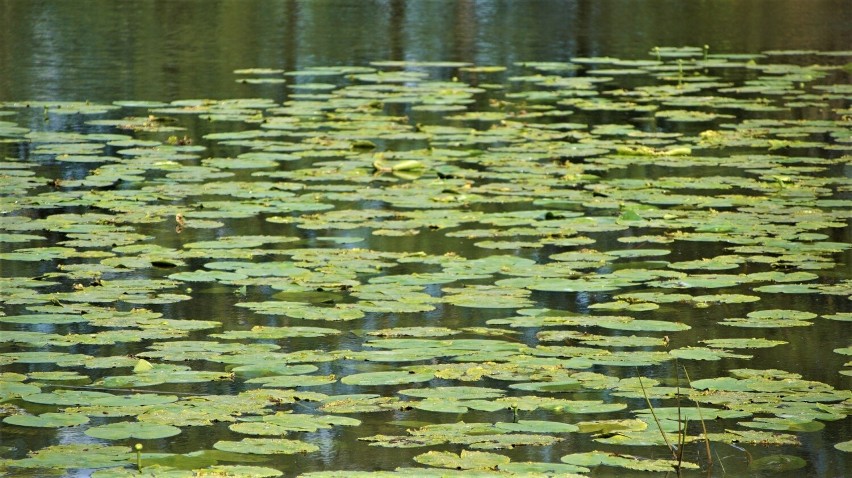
[702,338,787,349]
[85,421,182,440]
[213,438,319,455]
[561,451,698,472]
[4,443,133,469]
[3,412,90,428]
[341,371,434,386]
[413,450,510,470]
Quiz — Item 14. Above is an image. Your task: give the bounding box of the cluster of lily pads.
[1,47,851,476]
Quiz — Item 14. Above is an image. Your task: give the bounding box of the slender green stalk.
[637,375,677,460]
[675,364,685,469]
[715,449,726,474]
[682,367,713,467]
[134,443,143,472]
[678,417,688,471]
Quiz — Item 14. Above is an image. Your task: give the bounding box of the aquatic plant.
[0,48,850,476]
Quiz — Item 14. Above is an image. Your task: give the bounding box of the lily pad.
[212,438,319,455]
[341,371,434,386]
[85,421,182,440]
[413,450,510,470]
[561,451,698,472]
[398,386,505,400]
[494,420,579,434]
[4,443,132,469]
[702,338,787,349]
[3,412,90,428]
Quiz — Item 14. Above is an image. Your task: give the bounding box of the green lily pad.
[213,326,340,340]
[5,443,132,469]
[411,398,476,414]
[576,419,648,434]
[442,285,533,308]
[230,413,360,435]
[823,312,852,322]
[26,370,89,381]
[669,346,751,361]
[90,464,194,478]
[413,450,510,470]
[702,338,787,349]
[0,380,41,400]
[24,390,116,406]
[90,393,179,407]
[739,417,824,432]
[212,438,319,455]
[0,313,87,324]
[494,420,579,434]
[2,52,852,476]
[3,412,90,428]
[367,327,459,338]
[341,371,434,386]
[85,421,182,440]
[397,386,505,400]
[722,309,817,328]
[94,464,284,478]
[230,363,319,377]
[509,380,582,393]
[246,374,337,388]
[561,451,698,472]
[319,395,404,414]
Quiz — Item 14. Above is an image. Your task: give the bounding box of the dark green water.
[1,1,851,477]
[1,0,850,102]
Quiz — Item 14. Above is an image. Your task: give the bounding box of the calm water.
[1,1,851,477]
[1,0,851,102]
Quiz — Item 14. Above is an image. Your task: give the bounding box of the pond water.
[1,1,851,477]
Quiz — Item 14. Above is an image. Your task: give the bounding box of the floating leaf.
[669,346,751,361]
[341,371,434,386]
[398,386,504,400]
[702,338,787,349]
[6,443,132,469]
[2,52,851,476]
[213,438,319,455]
[3,412,89,428]
[509,380,582,393]
[246,374,337,388]
[494,420,579,434]
[413,450,510,470]
[24,390,115,406]
[561,451,698,472]
[739,417,824,432]
[85,421,182,440]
